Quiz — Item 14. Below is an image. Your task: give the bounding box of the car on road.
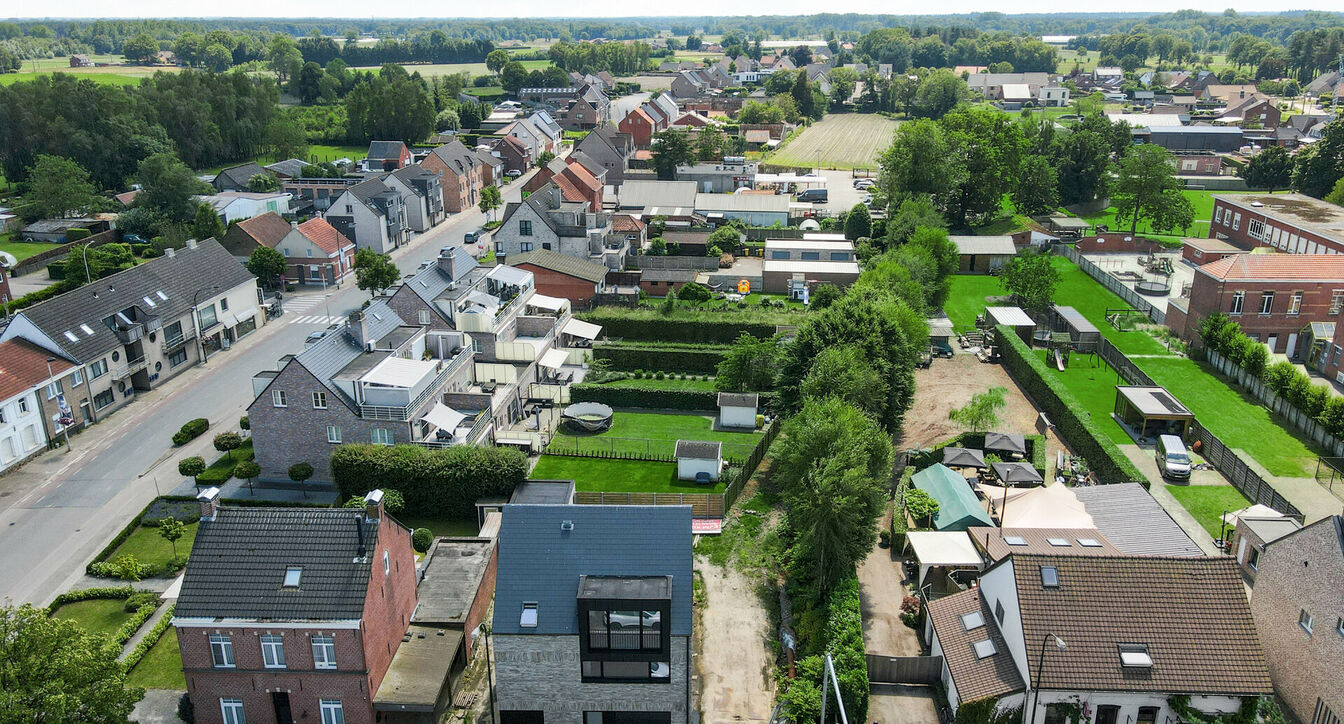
[465,230,488,244]
[505,169,523,178]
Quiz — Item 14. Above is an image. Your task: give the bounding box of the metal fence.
[865,655,942,685]
[1097,337,1156,387]
[1056,245,1166,325]
[1312,458,1344,503]
[573,491,725,517]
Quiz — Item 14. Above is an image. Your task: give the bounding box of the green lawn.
[393,515,479,538]
[0,71,147,87]
[591,377,719,392]
[1077,190,1261,244]
[547,411,761,458]
[1032,350,1133,444]
[0,236,58,262]
[1164,484,1251,539]
[945,274,1006,328]
[532,455,727,494]
[108,521,199,570]
[127,628,186,690]
[52,599,132,640]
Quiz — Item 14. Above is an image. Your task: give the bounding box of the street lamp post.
[44,357,72,453]
[192,285,220,366]
[80,237,98,284]
[1029,633,1067,724]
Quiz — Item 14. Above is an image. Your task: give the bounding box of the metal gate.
[865,654,943,685]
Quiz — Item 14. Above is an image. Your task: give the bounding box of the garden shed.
[1113,385,1194,441]
[1051,305,1101,352]
[912,464,996,532]
[985,307,1036,343]
[717,392,758,429]
[675,440,722,482]
[950,235,1016,273]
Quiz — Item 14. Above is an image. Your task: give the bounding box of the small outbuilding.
[950,235,1016,273]
[984,306,1036,343]
[1113,385,1194,441]
[912,464,996,532]
[1050,305,1100,352]
[676,440,722,482]
[717,392,759,429]
[903,531,986,593]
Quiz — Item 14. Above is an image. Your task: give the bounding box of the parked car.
[1155,434,1192,480]
[505,169,523,178]
[796,188,828,204]
[122,233,147,244]
[853,179,875,190]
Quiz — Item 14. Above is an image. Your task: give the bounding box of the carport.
[985,307,1035,343]
[1113,385,1194,441]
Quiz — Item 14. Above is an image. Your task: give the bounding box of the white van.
[1155,434,1191,480]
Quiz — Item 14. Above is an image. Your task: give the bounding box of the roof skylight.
[79,324,94,336]
[961,611,985,631]
[1078,538,1104,547]
[283,567,302,587]
[63,330,79,342]
[1041,566,1060,588]
[1004,536,1028,546]
[1118,643,1153,668]
[973,639,997,659]
[1047,537,1071,547]
[520,602,538,628]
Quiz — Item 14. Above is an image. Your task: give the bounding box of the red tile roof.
[297,218,354,255]
[552,173,588,204]
[233,212,293,248]
[0,339,74,402]
[612,215,645,233]
[623,107,655,126]
[927,588,1025,703]
[1197,253,1344,282]
[562,161,601,194]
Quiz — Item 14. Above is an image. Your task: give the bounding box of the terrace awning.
[539,349,569,369]
[905,531,984,587]
[943,447,987,469]
[991,462,1044,486]
[562,318,602,339]
[981,483,1093,528]
[529,294,566,312]
[422,403,467,432]
[984,432,1027,455]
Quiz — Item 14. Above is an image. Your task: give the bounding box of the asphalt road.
[0,172,535,606]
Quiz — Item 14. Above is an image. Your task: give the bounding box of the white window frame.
[45,381,62,400]
[1259,291,1275,315]
[312,635,337,670]
[327,426,342,444]
[72,369,83,386]
[260,634,286,669]
[1229,291,1244,315]
[220,699,245,724]
[272,390,287,408]
[320,700,345,724]
[18,398,28,414]
[312,391,327,409]
[209,634,235,668]
[1232,212,1242,231]
[1300,608,1314,635]
[371,428,393,445]
[418,310,431,325]
[1290,291,1303,315]
[89,359,108,379]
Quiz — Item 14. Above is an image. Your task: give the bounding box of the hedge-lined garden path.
[120,602,172,661]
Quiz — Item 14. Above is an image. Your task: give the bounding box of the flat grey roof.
[1074,483,1205,557]
[1116,385,1193,419]
[1215,193,1344,243]
[509,479,575,505]
[1053,306,1099,335]
[1241,516,1302,544]
[413,537,496,625]
[950,235,1016,255]
[372,625,463,710]
[987,306,1034,326]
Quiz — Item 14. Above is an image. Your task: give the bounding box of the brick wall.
[1249,519,1344,724]
[514,264,597,307]
[361,516,419,695]
[1182,272,1338,353]
[461,544,498,661]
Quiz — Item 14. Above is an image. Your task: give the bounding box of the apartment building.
[1211,194,1344,255]
[324,178,409,253]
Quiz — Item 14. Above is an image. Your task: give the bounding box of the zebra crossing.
[279,295,344,325]
[289,314,344,326]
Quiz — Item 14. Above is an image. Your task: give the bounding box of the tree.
[353,248,399,296]
[191,203,225,242]
[902,488,940,526]
[537,151,556,166]
[1326,177,1344,207]
[234,459,261,495]
[843,203,871,240]
[1112,143,1194,235]
[500,61,528,93]
[63,243,133,287]
[940,106,1025,228]
[948,386,1008,432]
[479,184,502,220]
[705,226,741,256]
[288,462,314,498]
[157,517,186,559]
[135,152,207,223]
[695,125,725,162]
[715,333,783,392]
[651,128,695,180]
[178,456,206,488]
[828,67,859,107]
[1241,146,1293,193]
[810,282,841,310]
[914,69,969,119]
[1012,155,1060,216]
[0,603,143,722]
[878,120,962,209]
[1001,251,1059,318]
[485,49,511,74]
[201,43,233,73]
[435,108,460,131]
[267,34,303,83]
[22,155,96,220]
[678,282,712,303]
[1292,119,1344,198]
[264,114,308,162]
[122,33,159,63]
[791,70,816,120]
[213,431,243,462]
[247,173,282,193]
[247,246,287,289]
[799,345,889,420]
[1051,128,1114,206]
[885,194,947,246]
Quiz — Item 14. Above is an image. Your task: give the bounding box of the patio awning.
[991,462,1044,486]
[539,348,569,369]
[982,483,1093,528]
[529,294,566,312]
[562,318,602,339]
[421,402,467,432]
[1221,504,1284,526]
[984,432,1027,454]
[943,447,987,469]
[906,531,985,590]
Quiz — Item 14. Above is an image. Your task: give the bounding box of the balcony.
[111,355,147,380]
[161,329,195,354]
[358,347,471,421]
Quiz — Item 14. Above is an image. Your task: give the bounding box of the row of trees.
[855,27,1060,74]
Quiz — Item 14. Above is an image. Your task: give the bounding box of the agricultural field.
[349,58,550,78]
[767,113,899,170]
[3,55,180,86]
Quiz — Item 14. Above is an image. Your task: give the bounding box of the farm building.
[1051,305,1101,351]
[985,307,1036,343]
[1113,386,1194,441]
[675,440,722,481]
[951,236,1016,273]
[912,464,996,532]
[717,392,758,429]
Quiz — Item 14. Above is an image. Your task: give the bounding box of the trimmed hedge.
[593,343,730,373]
[172,418,209,446]
[577,309,781,344]
[331,444,527,518]
[113,603,159,647]
[825,576,869,723]
[7,283,66,312]
[571,384,718,411]
[46,585,136,614]
[123,604,174,673]
[996,325,1147,485]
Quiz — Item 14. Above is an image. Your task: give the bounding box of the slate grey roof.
[214,162,269,190]
[413,537,496,624]
[718,392,758,409]
[401,249,480,306]
[346,178,399,215]
[508,249,607,283]
[265,158,308,178]
[388,164,438,195]
[492,504,692,636]
[429,139,480,176]
[8,239,254,364]
[175,507,380,621]
[1074,483,1205,557]
[292,299,406,411]
[367,140,408,161]
[676,439,721,459]
[567,150,606,182]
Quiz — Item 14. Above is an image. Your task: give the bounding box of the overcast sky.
[5,2,1342,20]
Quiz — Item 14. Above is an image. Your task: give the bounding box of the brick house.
[1164,254,1344,355]
[1210,194,1344,255]
[275,218,357,287]
[1249,515,1344,724]
[421,140,483,215]
[213,163,271,192]
[507,249,608,307]
[174,489,417,724]
[524,157,604,211]
[1180,238,1247,267]
[1173,151,1224,176]
[366,141,411,171]
[574,127,633,186]
[491,136,532,175]
[619,107,658,149]
[493,504,694,724]
[383,164,446,232]
[1229,512,1301,587]
[220,212,294,261]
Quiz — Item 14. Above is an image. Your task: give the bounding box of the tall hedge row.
[577,309,779,344]
[330,444,527,518]
[995,325,1147,485]
[593,345,729,373]
[571,383,778,412]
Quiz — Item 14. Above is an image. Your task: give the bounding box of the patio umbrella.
[1220,504,1284,527]
[943,447,988,469]
[991,462,1044,486]
[984,432,1027,455]
[1000,484,1093,528]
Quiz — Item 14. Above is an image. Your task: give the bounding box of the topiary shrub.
[412,528,433,553]
[172,418,209,446]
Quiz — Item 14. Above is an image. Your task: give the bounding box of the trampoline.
[561,402,614,432]
[1135,280,1171,296]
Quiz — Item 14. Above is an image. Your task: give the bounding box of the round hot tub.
[561,402,614,432]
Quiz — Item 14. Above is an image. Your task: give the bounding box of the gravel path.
[695,559,776,724]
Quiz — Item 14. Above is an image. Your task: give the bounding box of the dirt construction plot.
[767,114,899,170]
[858,510,922,657]
[696,560,776,724]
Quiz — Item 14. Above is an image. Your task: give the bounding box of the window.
[1259,291,1275,315]
[1137,707,1160,724]
[312,635,336,669]
[327,426,342,444]
[1232,212,1241,231]
[1247,546,1260,570]
[319,700,345,724]
[581,661,670,681]
[994,600,1005,624]
[1046,537,1071,547]
[1290,291,1303,315]
[800,251,820,261]
[418,310,431,325]
[272,390,287,408]
[261,634,286,668]
[220,298,229,311]
[1249,218,1267,240]
[1118,643,1153,667]
[312,391,327,409]
[198,304,218,329]
[371,428,393,445]
[72,369,83,386]
[220,699,245,724]
[520,602,538,628]
[1045,704,1071,724]
[1338,617,1344,637]
[1215,207,1224,224]
[169,348,188,367]
[1313,699,1340,724]
[209,634,235,668]
[520,242,534,252]
[18,399,27,414]
[972,639,997,658]
[586,609,662,651]
[961,612,985,630]
[1004,536,1027,546]
[93,389,115,409]
[45,381,61,400]
[383,550,390,575]
[519,220,533,236]
[89,359,108,379]
[1096,706,1121,724]
[1040,566,1059,588]
[472,338,484,354]
[283,248,291,257]
[1331,290,1344,312]
[1300,608,1314,635]
[283,567,302,587]
[1229,291,1244,315]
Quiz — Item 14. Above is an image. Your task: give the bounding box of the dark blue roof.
[492,505,692,636]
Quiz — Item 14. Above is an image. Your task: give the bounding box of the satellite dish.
[0,251,17,270]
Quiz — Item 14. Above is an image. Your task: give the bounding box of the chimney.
[364,489,385,522]
[164,248,176,258]
[291,220,299,229]
[197,486,221,521]
[436,246,457,280]
[348,309,372,349]
[185,238,198,250]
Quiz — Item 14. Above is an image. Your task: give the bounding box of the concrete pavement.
[0,172,537,606]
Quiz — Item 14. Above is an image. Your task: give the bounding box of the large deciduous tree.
[1112,143,1194,235]
[651,128,695,181]
[843,203,871,240]
[22,154,97,220]
[1001,250,1060,318]
[1012,155,1060,216]
[715,333,783,393]
[247,246,287,289]
[134,152,208,224]
[1241,146,1293,193]
[1292,119,1344,199]
[353,248,399,296]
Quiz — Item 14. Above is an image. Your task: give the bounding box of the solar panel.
[1150,391,1188,414]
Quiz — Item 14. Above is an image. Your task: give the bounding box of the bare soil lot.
[695,560,776,724]
[767,113,899,170]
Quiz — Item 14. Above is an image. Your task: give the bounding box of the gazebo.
[984,432,1027,459]
[942,447,987,469]
[904,531,986,593]
[912,464,997,531]
[1113,386,1194,441]
[990,461,1044,487]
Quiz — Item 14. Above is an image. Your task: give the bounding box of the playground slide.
[1053,349,1066,371]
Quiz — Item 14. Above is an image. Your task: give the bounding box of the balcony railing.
[111,355,147,380]
[161,329,195,354]
[358,348,471,421]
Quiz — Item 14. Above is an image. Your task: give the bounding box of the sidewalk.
[120,601,172,661]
